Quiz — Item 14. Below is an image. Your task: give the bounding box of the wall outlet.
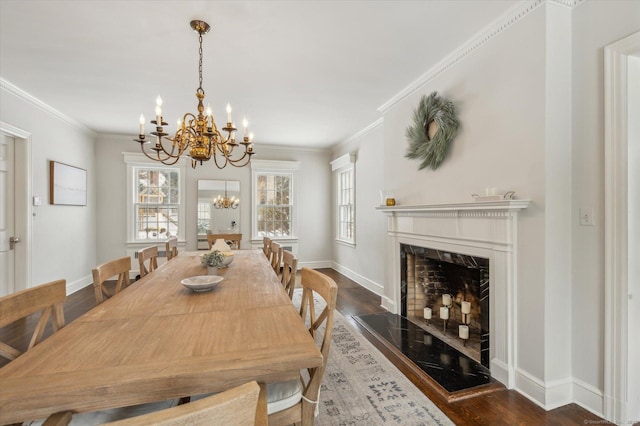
[580,207,594,226]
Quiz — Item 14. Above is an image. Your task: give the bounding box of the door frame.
[603,31,640,424]
[0,121,32,292]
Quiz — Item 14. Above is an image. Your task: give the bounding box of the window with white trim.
[337,168,354,242]
[331,153,356,245]
[124,153,186,244]
[251,160,299,240]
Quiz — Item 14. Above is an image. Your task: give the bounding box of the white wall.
[571,1,640,413]
[0,84,97,293]
[330,0,640,416]
[95,135,332,267]
[331,123,387,294]
[383,5,548,387]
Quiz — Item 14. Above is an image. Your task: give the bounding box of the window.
[251,160,299,241]
[134,168,179,240]
[337,168,354,242]
[331,153,356,245]
[124,153,186,244]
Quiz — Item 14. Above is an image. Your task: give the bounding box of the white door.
[0,133,16,296]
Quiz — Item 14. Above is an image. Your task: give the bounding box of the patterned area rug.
[292,289,453,426]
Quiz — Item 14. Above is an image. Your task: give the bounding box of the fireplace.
[401,244,490,368]
[377,200,529,388]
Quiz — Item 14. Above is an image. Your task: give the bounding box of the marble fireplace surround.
[377,200,530,389]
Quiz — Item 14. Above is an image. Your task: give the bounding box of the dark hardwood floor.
[1,268,605,425]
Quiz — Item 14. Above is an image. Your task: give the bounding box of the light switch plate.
[33,196,42,206]
[580,207,594,226]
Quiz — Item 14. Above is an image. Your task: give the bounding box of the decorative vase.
[207,266,218,275]
[211,238,231,252]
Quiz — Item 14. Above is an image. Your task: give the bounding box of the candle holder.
[460,300,471,346]
[441,294,453,335]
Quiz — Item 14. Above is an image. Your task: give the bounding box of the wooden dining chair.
[269,241,283,276]
[138,246,159,278]
[0,279,66,361]
[165,236,178,261]
[92,257,131,305]
[43,382,264,425]
[266,268,337,425]
[207,233,242,250]
[262,236,271,257]
[281,250,298,300]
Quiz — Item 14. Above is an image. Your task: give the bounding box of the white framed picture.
[49,160,87,206]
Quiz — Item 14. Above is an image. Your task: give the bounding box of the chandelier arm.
[139,146,183,165]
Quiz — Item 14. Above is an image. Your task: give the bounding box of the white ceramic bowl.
[222,252,234,266]
[181,275,224,292]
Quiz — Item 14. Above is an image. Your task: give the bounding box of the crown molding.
[332,117,384,151]
[0,78,95,135]
[377,0,551,114]
[549,0,584,8]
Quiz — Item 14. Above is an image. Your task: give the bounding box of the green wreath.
[405,92,460,170]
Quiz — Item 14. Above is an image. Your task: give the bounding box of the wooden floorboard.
[2,269,604,425]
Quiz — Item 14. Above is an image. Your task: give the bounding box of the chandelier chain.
[198,32,204,92]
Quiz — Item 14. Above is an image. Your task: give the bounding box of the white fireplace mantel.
[377,199,530,389]
[376,200,530,214]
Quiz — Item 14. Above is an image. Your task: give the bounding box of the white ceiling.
[0,0,517,149]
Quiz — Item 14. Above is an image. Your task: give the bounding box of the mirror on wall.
[197,180,241,249]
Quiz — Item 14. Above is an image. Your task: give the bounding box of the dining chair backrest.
[0,279,66,361]
[262,236,271,258]
[138,246,159,278]
[165,237,178,261]
[99,381,264,426]
[281,250,298,300]
[207,233,242,250]
[92,256,132,305]
[269,241,283,276]
[267,268,337,425]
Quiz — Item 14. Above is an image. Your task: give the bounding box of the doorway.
[0,122,32,296]
[603,31,640,425]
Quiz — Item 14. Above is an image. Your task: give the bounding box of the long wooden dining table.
[0,250,322,424]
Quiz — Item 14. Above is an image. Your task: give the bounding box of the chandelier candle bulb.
[139,114,145,135]
[461,301,471,314]
[442,294,452,306]
[226,103,232,123]
[423,307,432,320]
[440,306,449,320]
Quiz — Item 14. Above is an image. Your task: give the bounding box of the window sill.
[335,239,356,248]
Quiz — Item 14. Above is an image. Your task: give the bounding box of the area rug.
[292,289,453,426]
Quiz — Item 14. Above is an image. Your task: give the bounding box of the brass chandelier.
[135,20,255,169]
[213,181,239,209]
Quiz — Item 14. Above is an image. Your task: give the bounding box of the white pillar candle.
[485,187,498,196]
[440,306,449,320]
[442,294,452,306]
[461,301,471,314]
[423,307,432,319]
[459,325,469,339]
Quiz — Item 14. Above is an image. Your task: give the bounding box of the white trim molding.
[331,261,384,296]
[0,78,95,135]
[603,30,640,425]
[377,0,546,114]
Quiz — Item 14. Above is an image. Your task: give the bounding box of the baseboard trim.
[300,260,333,269]
[544,377,573,410]
[514,368,546,409]
[381,296,396,313]
[330,262,384,296]
[573,378,604,418]
[66,274,93,295]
